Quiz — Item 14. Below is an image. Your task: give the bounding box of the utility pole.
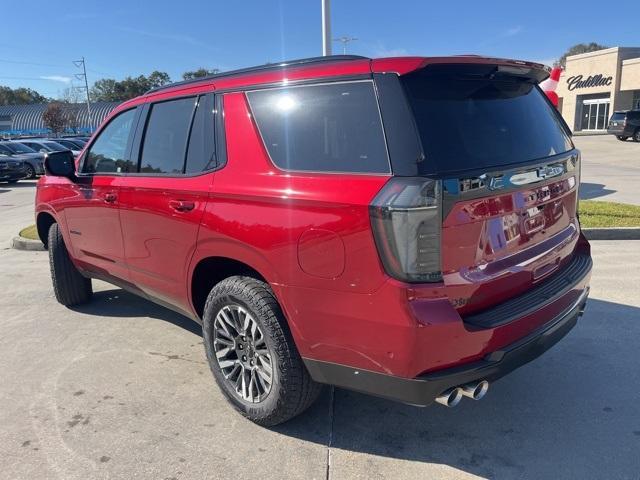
[73,57,91,127]
[333,36,358,55]
[321,0,332,56]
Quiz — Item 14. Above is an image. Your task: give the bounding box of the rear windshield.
[401,65,573,175]
[610,112,626,121]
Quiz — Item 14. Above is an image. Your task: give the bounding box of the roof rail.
[145,55,370,94]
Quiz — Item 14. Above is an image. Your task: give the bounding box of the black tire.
[633,129,640,142]
[48,223,92,306]
[202,276,321,426]
[617,136,628,141]
[6,179,18,184]
[25,164,36,179]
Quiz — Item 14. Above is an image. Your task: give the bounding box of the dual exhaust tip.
[435,380,489,407]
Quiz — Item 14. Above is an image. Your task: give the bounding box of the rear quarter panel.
[190,92,390,349]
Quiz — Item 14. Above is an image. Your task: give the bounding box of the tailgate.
[441,153,581,315]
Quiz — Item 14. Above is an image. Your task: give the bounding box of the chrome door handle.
[169,200,195,212]
[103,192,117,203]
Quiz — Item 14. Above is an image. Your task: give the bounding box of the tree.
[42,102,69,135]
[64,107,80,133]
[0,86,47,105]
[60,86,85,104]
[556,43,609,68]
[90,71,172,102]
[182,68,220,80]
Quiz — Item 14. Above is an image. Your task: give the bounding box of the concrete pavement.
[1,181,640,479]
[575,135,640,205]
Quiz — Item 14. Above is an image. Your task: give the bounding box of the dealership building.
[556,47,640,133]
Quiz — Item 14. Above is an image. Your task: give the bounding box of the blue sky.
[0,0,637,99]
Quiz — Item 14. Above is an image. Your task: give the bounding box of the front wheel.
[617,136,628,141]
[25,164,36,179]
[633,130,640,142]
[48,223,92,306]
[202,276,321,426]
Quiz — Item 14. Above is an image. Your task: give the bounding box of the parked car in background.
[0,142,45,178]
[36,55,592,426]
[0,151,27,183]
[51,138,85,152]
[607,110,640,141]
[68,138,87,147]
[16,139,79,157]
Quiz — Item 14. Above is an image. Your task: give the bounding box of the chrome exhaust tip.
[435,387,463,407]
[460,380,489,400]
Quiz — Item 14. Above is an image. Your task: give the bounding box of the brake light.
[370,177,442,283]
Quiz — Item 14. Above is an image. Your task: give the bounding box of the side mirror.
[39,149,48,153]
[44,150,76,179]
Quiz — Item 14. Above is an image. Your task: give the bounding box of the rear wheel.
[7,179,18,184]
[202,276,321,426]
[617,136,628,141]
[48,223,92,306]
[633,129,640,142]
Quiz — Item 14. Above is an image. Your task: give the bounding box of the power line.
[0,58,67,68]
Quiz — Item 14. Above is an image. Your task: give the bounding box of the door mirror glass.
[39,148,48,153]
[44,150,76,178]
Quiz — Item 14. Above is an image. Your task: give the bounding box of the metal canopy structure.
[0,102,119,136]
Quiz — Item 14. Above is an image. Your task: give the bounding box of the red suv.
[36,55,592,426]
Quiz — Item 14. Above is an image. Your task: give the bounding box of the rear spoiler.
[372,56,551,83]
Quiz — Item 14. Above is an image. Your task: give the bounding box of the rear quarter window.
[246,81,390,174]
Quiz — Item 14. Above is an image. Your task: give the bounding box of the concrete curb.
[582,228,640,240]
[11,236,45,251]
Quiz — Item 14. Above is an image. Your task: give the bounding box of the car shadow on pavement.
[67,290,640,478]
[580,182,617,201]
[273,298,640,479]
[70,288,203,336]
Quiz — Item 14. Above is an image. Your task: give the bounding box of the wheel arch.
[190,256,270,319]
[36,211,57,248]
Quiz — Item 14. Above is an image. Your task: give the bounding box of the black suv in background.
[0,154,27,183]
[0,142,45,178]
[607,110,640,142]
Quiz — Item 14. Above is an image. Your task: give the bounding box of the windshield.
[43,141,67,151]
[401,65,573,175]
[7,143,36,154]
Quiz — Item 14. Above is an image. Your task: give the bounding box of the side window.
[246,81,390,174]
[185,94,217,173]
[139,97,196,174]
[83,108,137,173]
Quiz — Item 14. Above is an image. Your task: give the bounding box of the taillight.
[370,177,442,283]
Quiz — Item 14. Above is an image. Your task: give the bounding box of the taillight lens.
[370,177,442,283]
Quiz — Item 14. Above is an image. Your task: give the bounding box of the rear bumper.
[304,286,589,406]
[607,126,633,136]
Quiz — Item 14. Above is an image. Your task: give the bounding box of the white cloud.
[504,26,523,37]
[115,27,216,50]
[40,75,72,83]
[370,42,409,58]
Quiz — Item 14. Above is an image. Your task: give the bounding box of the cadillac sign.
[566,74,613,91]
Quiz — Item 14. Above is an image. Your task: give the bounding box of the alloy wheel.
[25,165,35,179]
[213,304,273,403]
